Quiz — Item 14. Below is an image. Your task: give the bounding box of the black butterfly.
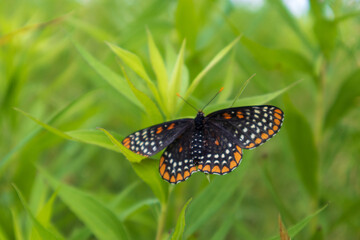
[122,103,284,184]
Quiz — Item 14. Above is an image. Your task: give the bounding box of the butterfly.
[122,94,284,184]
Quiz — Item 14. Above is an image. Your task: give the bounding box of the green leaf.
[171,198,192,240]
[185,37,241,99]
[66,129,120,152]
[10,209,24,240]
[120,65,163,124]
[169,40,186,115]
[147,29,169,101]
[131,159,168,205]
[98,128,145,163]
[14,108,73,140]
[119,198,159,221]
[185,157,249,237]
[39,168,129,240]
[13,185,63,240]
[240,37,313,75]
[284,97,319,197]
[324,69,360,130]
[268,205,327,240]
[73,41,143,109]
[313,19,337,59]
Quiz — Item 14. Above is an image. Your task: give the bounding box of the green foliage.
[1,0,359,239]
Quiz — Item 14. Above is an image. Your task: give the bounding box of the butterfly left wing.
[205,105,284,149]
[122,119,192,157]
[159,126,198,184]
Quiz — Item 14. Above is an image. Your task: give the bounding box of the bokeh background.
[1,0,359,239]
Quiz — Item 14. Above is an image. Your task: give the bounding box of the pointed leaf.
[121,65,163,124]
[171,198,192,240]
[40,168,129,240]
[98,128,145,163]
[147,29,168,100]
[185,37,241,99]
[73,41,143,109]
[13,185,63,240]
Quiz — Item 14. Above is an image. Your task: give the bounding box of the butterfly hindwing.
[122,119,192,157]
[206,105,284,149]
[159,126,198,184]
[197,122,243,175]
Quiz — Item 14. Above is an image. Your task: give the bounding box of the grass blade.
[40,168,129,240]
[13,185,63,240]
[185,37,241,98]
[171,198,192,240]
[74,41,143,109]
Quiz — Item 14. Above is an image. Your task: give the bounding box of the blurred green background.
[1,0,359,239]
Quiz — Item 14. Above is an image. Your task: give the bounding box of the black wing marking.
[122,119,193,156]
[159,126,198,184]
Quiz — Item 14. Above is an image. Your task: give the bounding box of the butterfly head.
[195,111,205,129]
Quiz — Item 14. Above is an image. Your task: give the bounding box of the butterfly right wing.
[122,119,192,157]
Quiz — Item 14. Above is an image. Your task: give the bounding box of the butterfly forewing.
[197,122,243,175]
[122,119,192,156]
[206,105,284,149]
[159,126,198,184]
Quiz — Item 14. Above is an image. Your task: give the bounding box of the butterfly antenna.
[201,87,224,112]
[176,93,198,112]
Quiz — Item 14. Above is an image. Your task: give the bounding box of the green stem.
[156,201,167,240]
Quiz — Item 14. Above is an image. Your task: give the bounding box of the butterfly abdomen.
[191,112,205,163]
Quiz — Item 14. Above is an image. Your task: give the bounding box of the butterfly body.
[122,105,284,184]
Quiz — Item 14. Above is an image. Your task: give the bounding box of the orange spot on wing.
[160,164,166,175]
[230,160,237,169]
[247,143,255,148]
[170,175,176,183]
[160,156,165,166]
[275,109,282,114]
[221,166,230,173]
[236,145,242,154]
[156,126,163,134]
[176,173,183,182]
[255,138,262,145]
[273,125,279,131]
[234,152,241,163]
[179,146,183,152]
[223,113,232,119]
[190,166,197,173]
[261,133,269,140]
[215,139,220,145]
[184,170,190,178]
[203,165,211,172]
[197,164,203,170]
[274,113,282,120]
[163,172,170,181]
[274,119,281,125]
[237,111,244,118]
[211,165,221,173]
[167,123,175,130]
[124,143,130,149]
[123,137,130,144]
[268,129,274,135]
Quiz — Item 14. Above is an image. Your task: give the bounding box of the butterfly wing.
[122,119,193,157]
[159,125,198,184]
[197,122,243,175]
[205,105,284,149]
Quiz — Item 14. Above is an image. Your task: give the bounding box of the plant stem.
[156,201,168,240]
